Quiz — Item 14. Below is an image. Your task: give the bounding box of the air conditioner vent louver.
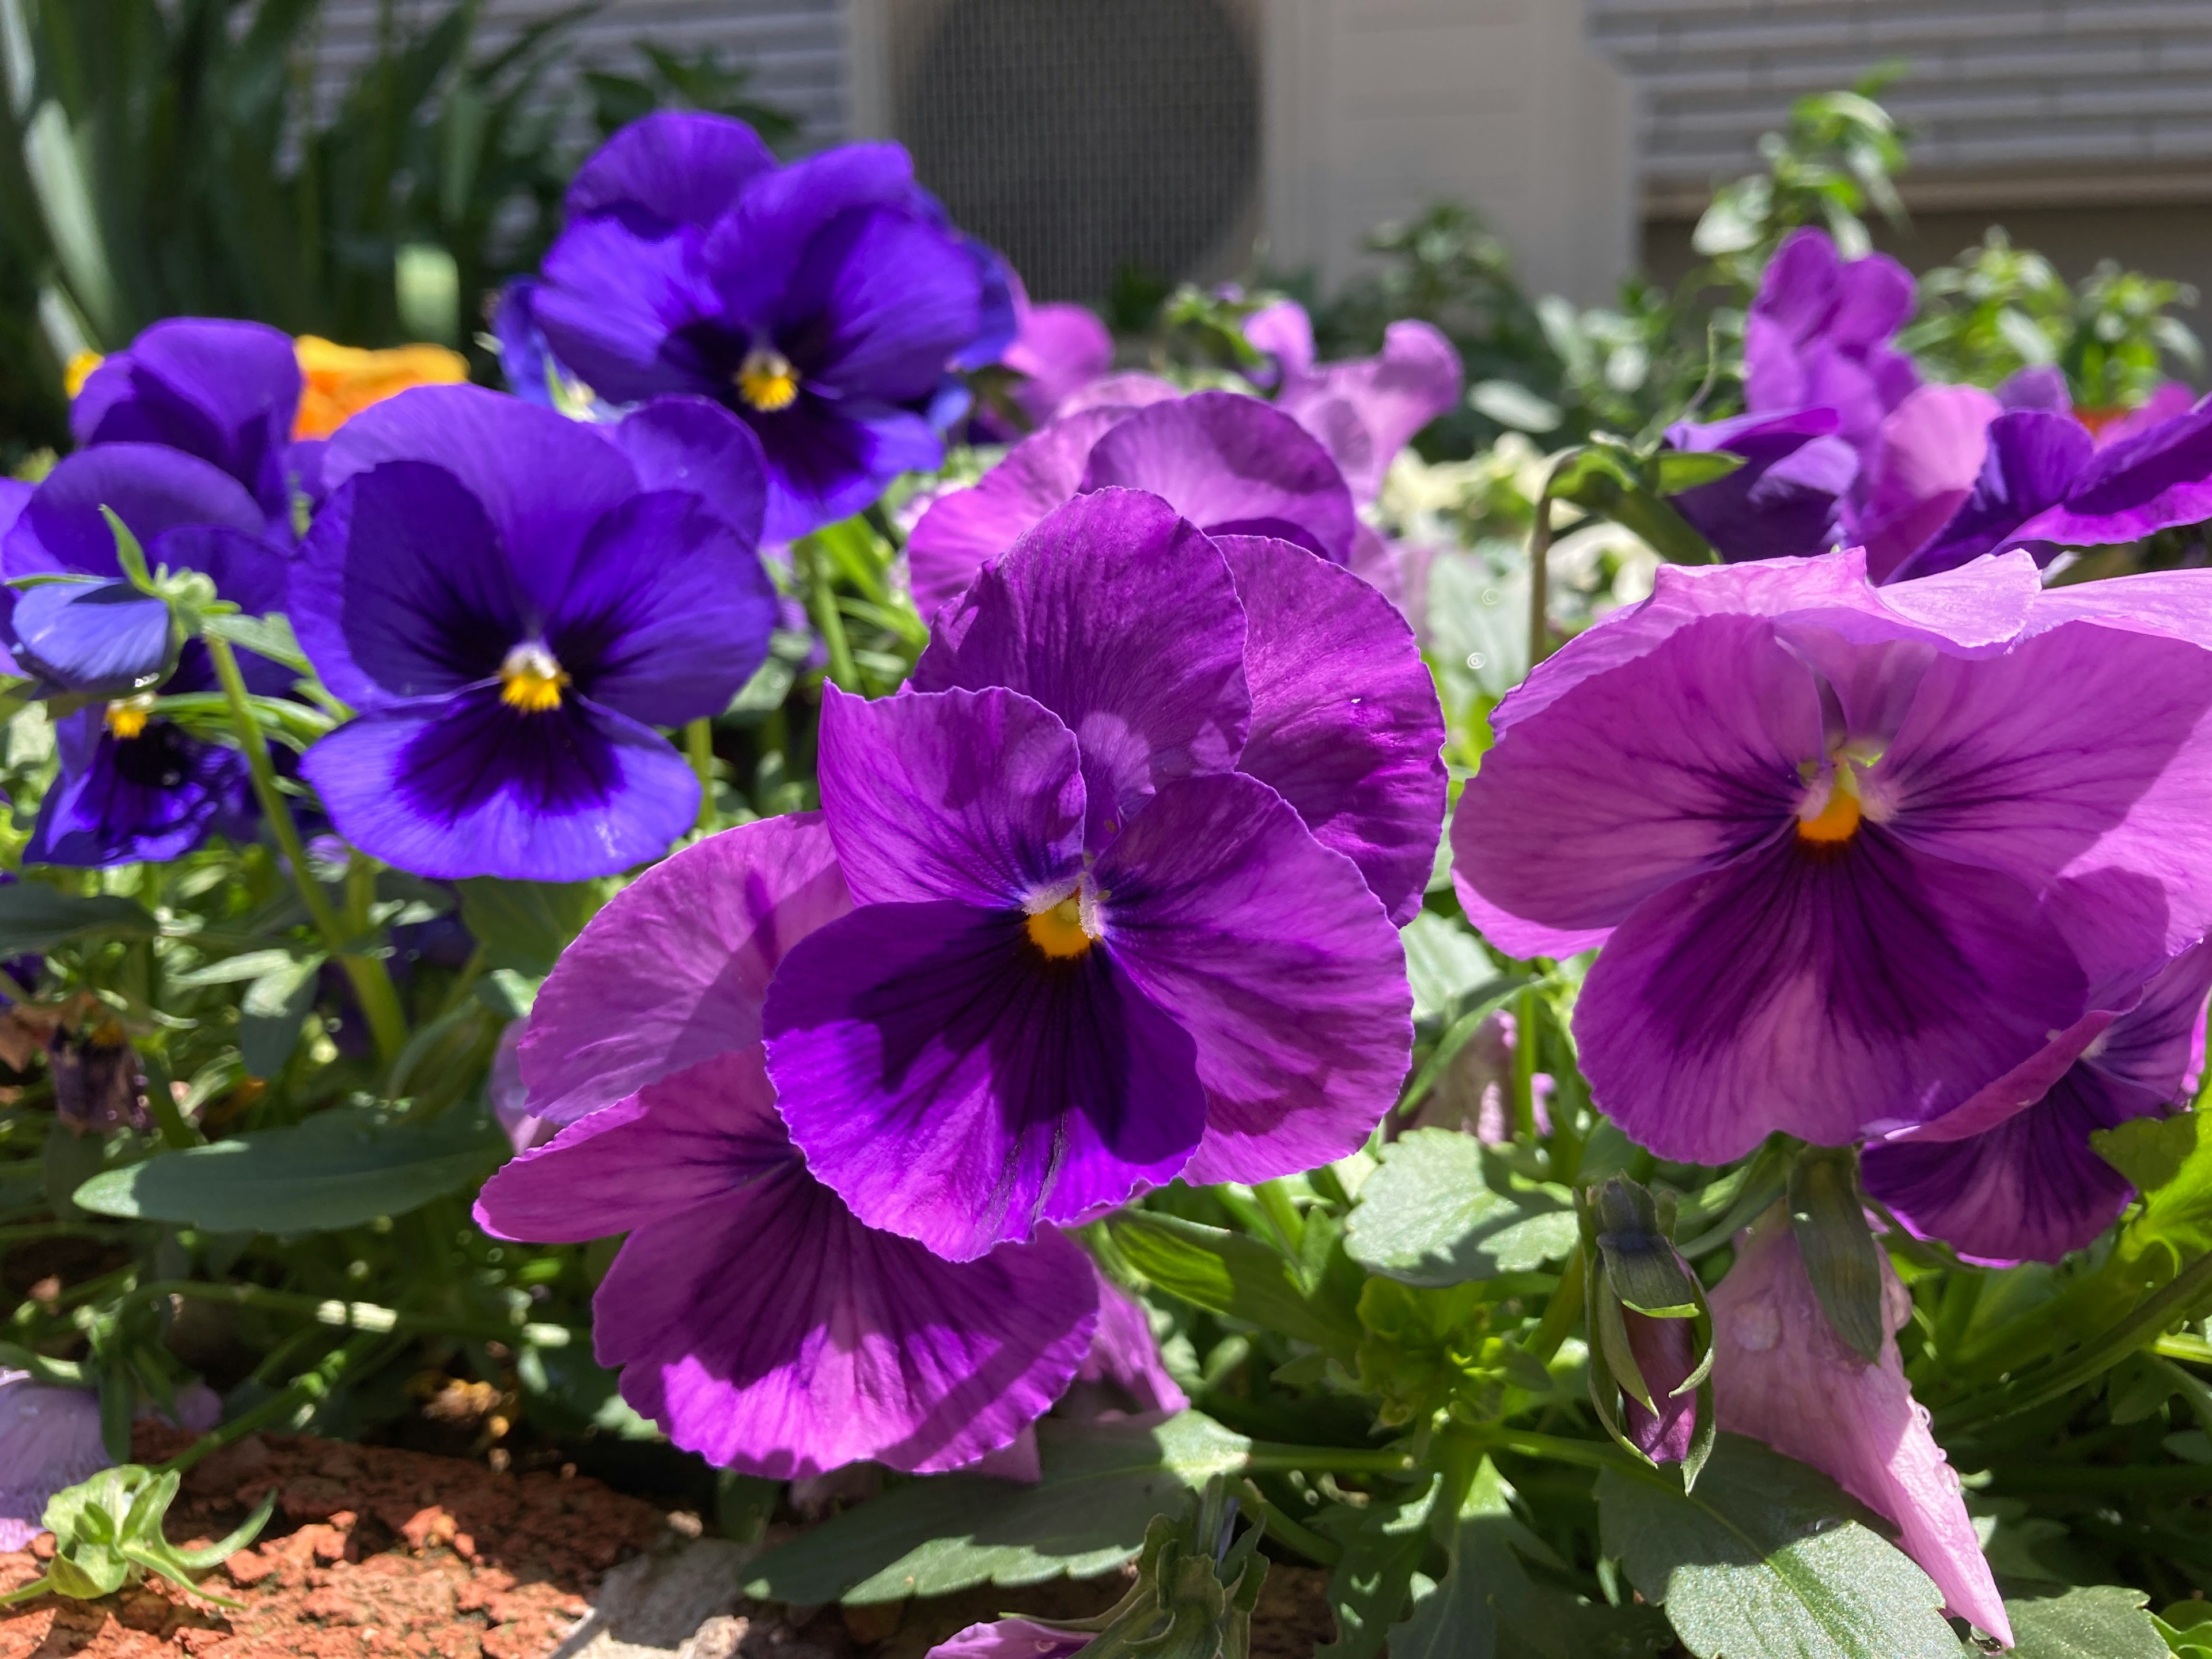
[894,0,1259,302]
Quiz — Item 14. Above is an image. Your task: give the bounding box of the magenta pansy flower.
[479,816,1098,1478]
[1452,550,2212,1163]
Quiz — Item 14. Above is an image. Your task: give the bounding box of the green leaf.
[1467,380,1562,434]
[72,1105,504,1234]
[457,878,603,976]
[200,612,308,672]
[741,1412,1251,1605]
[1653,450,1748,494]
[239,954,323,1079]
[1598,1435,1960,1659]
[1346,1130,1577,1287]
[1400,912,1493,1026]
[2094,1113,2201,1204]
[1314,1478,1437,1659]
[1110,1212,1359,1353]
[1787,1147,1887,1363]
[0,882,157,955]
[2005,1586,2168,1659]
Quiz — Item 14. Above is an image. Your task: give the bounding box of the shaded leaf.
[2007,1586,2167,1659]
[741,1412,1251,1605]
[1110,1212,1359,1353]
[1346,1130,1577,1287]
[457,878,603,976]
[0,883,157,955]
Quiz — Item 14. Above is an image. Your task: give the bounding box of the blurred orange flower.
[291,336,468,440]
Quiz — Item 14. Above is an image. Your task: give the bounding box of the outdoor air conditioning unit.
[854,0,1264,303]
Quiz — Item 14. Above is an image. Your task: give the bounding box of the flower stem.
[1527,1243,1585,1363]
[1237,1479,1342,1565]
[154,1331,388,1476]
[801,535,862,691]
[1240,1441,1417,1476]
[685,717,715,828]
[204,634,407,1067]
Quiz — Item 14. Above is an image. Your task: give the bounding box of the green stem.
[803,536,861,691]
[1527,463,1565,667]
[155,1331,387,1475]
[122,1278,583,1350]
[139,1061,197,1150]
[1462,1425,1639,1475]
[1510,988,1540,1139]
[1937,1248,2212,1431]
[205,634,406,1067]
[1252,1179,1305,1259]
[1527,1244,1585,1363]
[2158,1332,2212,1368]
[1240,1441,1416,1476]
[1237,1479,1341,1566]
[685,717,716,829]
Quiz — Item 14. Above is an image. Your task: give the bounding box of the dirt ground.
[0,1427,1336,1659]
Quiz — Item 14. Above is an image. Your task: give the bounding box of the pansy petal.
[1665,409,1854,564]
[798,208,994,403]
[301,688,696,882]
[7,444,264,579]
[766,900,1208,1260]
[925,1623,1090,1659]
[917,488,1250,850]
[2020,394,2212,547]
[26,715,247,868]
[520,815,851,1124]
[1453,613,1822,956]
[1893,409,2091,579]
[547,490,777,726]
[1274,320,1462,502]
[1578,828,2088,1162]
[292,460,520,707]
[533,215,726,407]
[703,143,919,324]
[905,406,1124,619]
[71,317,301,507]
[0,1373,109,1553]
[1854,385,1999,581]
[1058,372,1180,415]
[758,396,944,544]
[564,110,779,228]
[319,386,642,609]
[1876,621,2212,961]
[9,581,173,696]
[608,396,768,546]
[1078,392,1358,563]
[1215,535,1445,924]
[1097,771,1412,1185]
[1245,299,1316,380]
[1003,298,1113,426]
[816,684,1084,907]
[475,1085,789,1244]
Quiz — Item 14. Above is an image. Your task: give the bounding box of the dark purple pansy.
[517,112,1014,542]
[482,815,1098,1477]
[1663,407,1857,562]
[906,390,1359,620]
[1862,941,2212,1264]
[1452,550,2212,1164]
[762,490,1421,1260]
[70,317,305,528]
[292,386,777,882]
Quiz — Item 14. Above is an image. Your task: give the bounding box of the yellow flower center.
[1024,893,1094,960]
[499,643,570,713]
[1796,769,1864,844]
[104,696,154,740]
[736,347,800,413]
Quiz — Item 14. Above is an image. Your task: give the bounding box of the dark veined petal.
[520,815,851,1127]
[300,687,697,882]
[1096,771,1412,1186]
[790,206,996,403]
[815,684,1084,908]
[766,899,1208,1261]
[1217,535,1445,925]
[750,393,944,546]
[487,1047,1099,1479]
[26,713,247,869]
[917,489,1250,850]
[1575,827,2088,1163]
[534,214,730,407]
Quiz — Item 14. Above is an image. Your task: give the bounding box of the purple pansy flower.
[0,1372,110,1550]
[1710,1211,2010,1645]
[69,317,305,527]
[763,490,1421,1259]
[1262,308,1463,503]
[1451,550,2212,1164]
[907,390,1359,619]
[1862,941,2212,1264]
[516,111,1014,542]
[480,815,1098,1478]
[1744,228,1919,460]
[1663,407,1857,563]
[990,273,1115,435]
[291,385,777,882]
[926,1622,1090,1659]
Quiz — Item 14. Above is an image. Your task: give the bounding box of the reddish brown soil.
[0,1427,1337,1659]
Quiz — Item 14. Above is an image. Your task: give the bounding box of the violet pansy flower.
[1662,407,1857,563]
[907,389,1358,620]
[1452,550,2212,1164]
[1709,1211,2011,1645]
[1863,941,2212,1264]
[482,816,1097,1478]
[1261,306,1463,502]
[1744,228,1919,459]
[291,386,777,882]
[989,273,1115,434]
[517,111,1014,541]
[0,1373,109,1551]
[764,490,1421,1260]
